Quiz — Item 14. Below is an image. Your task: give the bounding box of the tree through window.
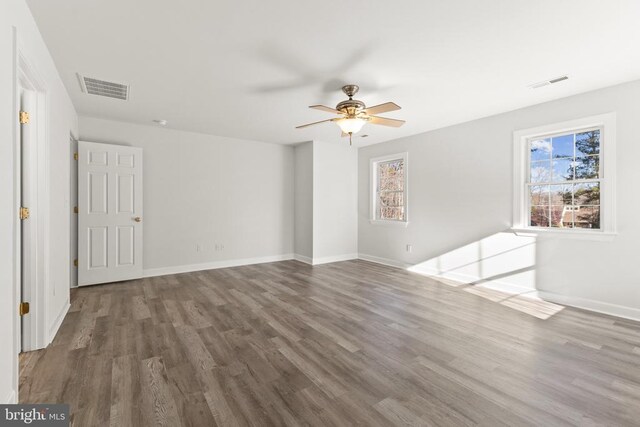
[528,129,601,229]
[371,153,408,223]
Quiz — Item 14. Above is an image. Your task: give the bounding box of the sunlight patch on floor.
[462,285,564,319]
[406,231,565,320]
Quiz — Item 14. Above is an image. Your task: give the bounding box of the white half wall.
[294,142,313,260]
[312,140,358,262]
[359,79,640,320]
[79,117,294,274]
[1,0,78,403]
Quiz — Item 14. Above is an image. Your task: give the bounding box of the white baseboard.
[294,253,359,266]
[358,253,410,269]
[312,253,358,265]
[4,390,16,404]
[142,254,295,278]
[409,266,537,296]
[293,254,313,265]
[536,291,640,322]
[360,254,640,322]
[48,301,70,345]
[143,253,360,278]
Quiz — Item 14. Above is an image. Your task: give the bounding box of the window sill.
[370,219,409,228]
[511,227,617,241]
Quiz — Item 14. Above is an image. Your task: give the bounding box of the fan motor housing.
[336,99,366,115]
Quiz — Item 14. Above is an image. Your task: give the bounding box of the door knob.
[134,217,142,222]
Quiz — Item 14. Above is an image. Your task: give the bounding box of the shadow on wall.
[407,231,564,320]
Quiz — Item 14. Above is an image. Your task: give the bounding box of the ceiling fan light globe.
[336,118,366,134]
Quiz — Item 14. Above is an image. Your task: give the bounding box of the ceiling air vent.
[77,74,129,100]
[528,75,569,89]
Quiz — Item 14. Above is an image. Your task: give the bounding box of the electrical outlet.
[406,244,412,253]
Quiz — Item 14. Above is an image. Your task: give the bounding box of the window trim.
[370,152,409,227]
[512,113,616,240]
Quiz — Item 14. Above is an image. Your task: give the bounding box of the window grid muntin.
[526,126,602,229]
[376,158,406,222]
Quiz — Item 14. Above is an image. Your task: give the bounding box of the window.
[513,113,616,237]
[529,128,601,228]
[370,153,408,225]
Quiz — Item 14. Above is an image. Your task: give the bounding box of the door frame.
[70,135,78,288]
[15,46,50,355]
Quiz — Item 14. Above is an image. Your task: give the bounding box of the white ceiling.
[26,0,640,146]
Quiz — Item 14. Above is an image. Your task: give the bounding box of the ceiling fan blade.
[369,116,406,127]
[364,102,401,115]
[296,118,336,129]
[341,131,349,137]
[310,105,342,114]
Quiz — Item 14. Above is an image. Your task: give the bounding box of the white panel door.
[78,141,143,286]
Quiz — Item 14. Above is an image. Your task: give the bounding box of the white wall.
[312,140,358,263]
[294,142,313,261]
[292,140,358,264]
[359,79,640,320]
[79,117,294,275]
[0,0,78,403]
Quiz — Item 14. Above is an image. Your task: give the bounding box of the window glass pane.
[549,184,573,228]
[378,160,404,191]
[379,191,404,208]
[530,206,549,227]
[552,134,573,158]
[378,160,404,176]
[552,158,574,181]
[380,206,405,221]
[375,157,406,222]
[574,206,600,229]
[530,138,551,161]
[576,130,600,157]
[574,182,599,205]
[550,184,573,205]
[530,161,551,183]
[574,155,599,179]
[550,205,574,228]
[379,177,403,191]
[530,185,550,205]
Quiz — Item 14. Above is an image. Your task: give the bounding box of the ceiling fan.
[296,85,405,144]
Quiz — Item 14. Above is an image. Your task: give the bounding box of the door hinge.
[74,259,78,267]
[19,111,30,124]
[73,206,78,214]
[73,152,78,161]
[19,302,30,316]
[19,207,30,220]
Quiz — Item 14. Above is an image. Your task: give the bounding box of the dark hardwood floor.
[19,260,640,426]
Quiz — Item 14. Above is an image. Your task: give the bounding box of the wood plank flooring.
[19,260,640,426]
